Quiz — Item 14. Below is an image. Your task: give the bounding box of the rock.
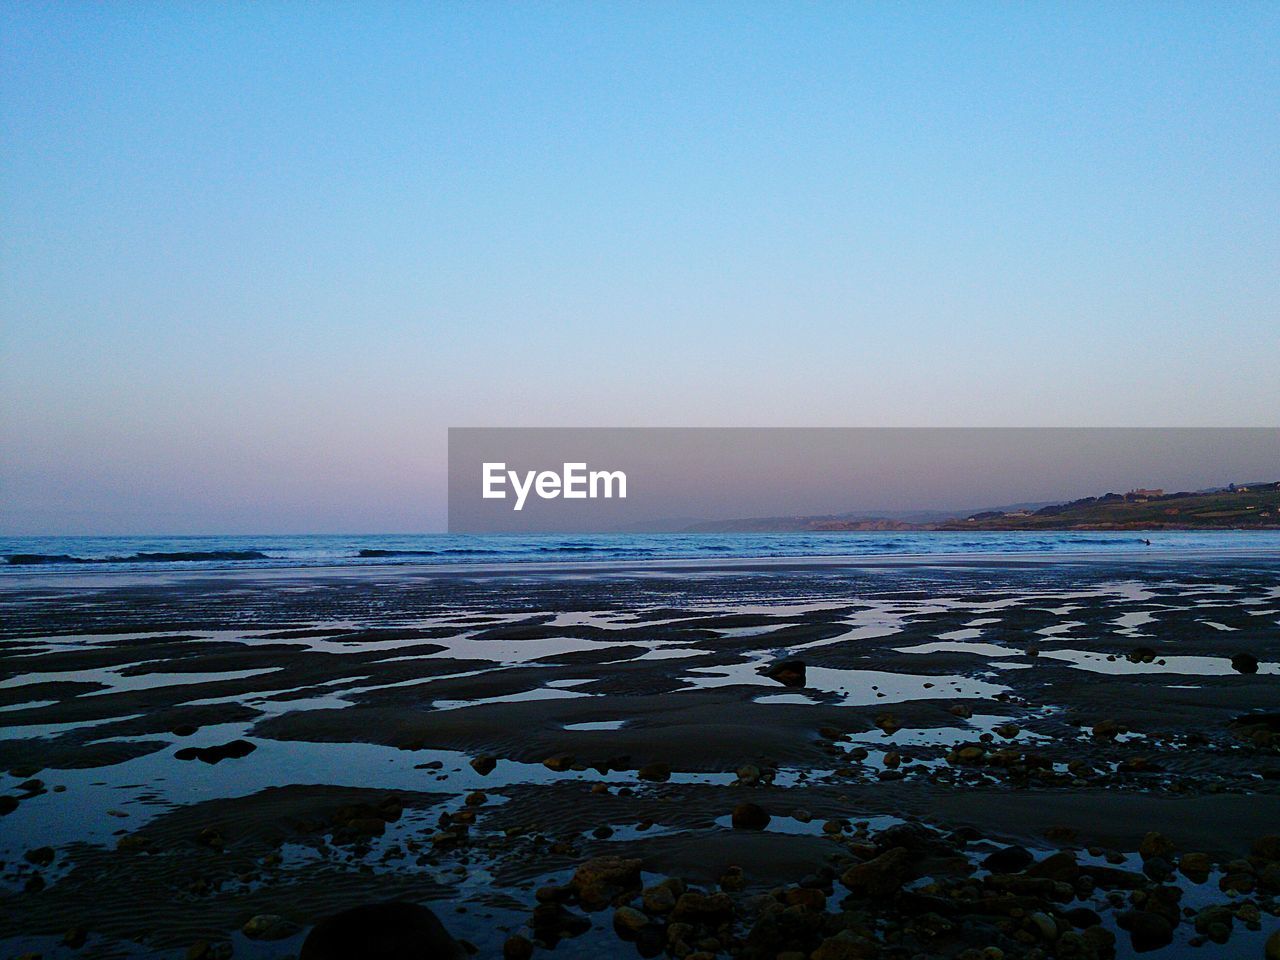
[982,845,1033,873]
[173,740,256,764]
[62,926,87,948]
[840,846,913,897]
[1266,929,1280,960]
[953,745,985,764]
[1139,831,1174,860]
[636,762,670,782]
[671,891,733,922]
[1143,856,1174,881]
[300,902,466,959]
[874,713,900,734]
[570,856,642,908]
[994,723,1020,739]
[23,847,55,867]
[0,795,17,815]
[642,883,678,913]
[1026,850,1079,883]
[1127,646,1157,663]
[783,886,825,911]
[1193,904,1234,943]
[718,866,745,892]
[949,704,973,719]
[762,659,806,687]
[1029,911,1058,941]
[735,763,761,785]
[731,802,770,830]
[1179,851,1212,882]
[469,755,496,775]
[1231,652,1259,674]
[1121,911,1173,952]
[241,914,297,941]
[116,834,152,853]
[542,754,575,772]
[612,906,649,936]
[811,932,879,959]
[1092,719,1121,739]
[503,934,534,960]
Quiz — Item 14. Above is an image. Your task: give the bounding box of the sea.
[3,530,1279,573]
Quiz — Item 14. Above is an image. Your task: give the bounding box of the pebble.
[730,802,770,830]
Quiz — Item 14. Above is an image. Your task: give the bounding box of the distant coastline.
[685,482,1280,533]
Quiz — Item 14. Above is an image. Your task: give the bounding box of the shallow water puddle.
[687,657,1008,706]
[893,640,1019,658]
[1040,650,1279,676]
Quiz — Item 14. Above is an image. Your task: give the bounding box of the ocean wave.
[357,548,509,557]
[5,551,271,565]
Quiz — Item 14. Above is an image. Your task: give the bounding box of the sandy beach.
[1,551,1277,958]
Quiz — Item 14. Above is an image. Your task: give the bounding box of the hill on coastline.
[685,482,1280,532]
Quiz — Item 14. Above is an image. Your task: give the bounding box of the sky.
[2,2,1277,534]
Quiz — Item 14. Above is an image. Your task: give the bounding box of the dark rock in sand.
[1231,652,1259,674]
[670,890,733,922]
[840,846,913,897]
[0,795,18,815]
[761,659,806,687]
[570,856,643,908]
[731,802,770,830]
[636,761,670,782]
[1026,850,1079,883]
[1142,856,1174,881]
[173,740,256,765]
[300,902,466,959]
[811,932,879,959]
[611,905,648,937]
[23,846,55,866]
[982,844,1033,873]
[62,925,87,948]
[1138,831,1174,860]
[1178,851,1212,882]
[469,755,496,775]
[1120,910,1174,952]
[242,914,298,941]
[1091,719,1122,739]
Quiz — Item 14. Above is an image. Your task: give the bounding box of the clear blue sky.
[2,2,1277,533]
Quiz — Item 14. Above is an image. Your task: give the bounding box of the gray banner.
[447,428,1279,533]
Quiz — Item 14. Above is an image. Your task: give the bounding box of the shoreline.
[2,549,1278,958]
[4,541,1280,592]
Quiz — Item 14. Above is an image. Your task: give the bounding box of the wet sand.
[1,553,1278,958]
